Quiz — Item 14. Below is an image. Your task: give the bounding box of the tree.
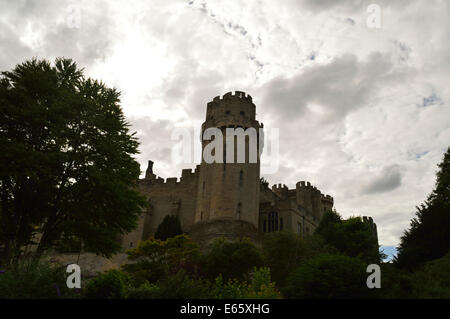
[200,237,263,281]
[262,231,336,289]
[282,253,372,299]
[84,269,132,299]
[123,234,200,284]
[154,215,182,241]
[0,256,77,299]
[315,211,381,264]
[0,58,146,264]
[261,231,303,288]
[396,147,450,269]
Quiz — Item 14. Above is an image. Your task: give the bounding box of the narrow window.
[269,212,277,232]
[223,146,226,164]
[226,110,230,115]
[239,170,243,186]
[129,242,133,248]
[280,217,283,231]
[236,203,242,219]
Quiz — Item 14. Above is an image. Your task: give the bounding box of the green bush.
[126,281,160,299]
[211,267,280,299]
[201,237,263,281]
[282,253,372,299]
[155,270,210,299]
[261,231,303,288]
[316,211,381,264]
[0,257,75,299]
[411,253,450,298]
[121,260,168,286]
[84,269,132,299]
[378,263,414,299]
[123,234,200,285]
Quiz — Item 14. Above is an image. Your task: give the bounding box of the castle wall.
[259,181,334,238]
[121,164,199,250]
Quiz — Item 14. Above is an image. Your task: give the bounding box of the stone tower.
[189,91,264,244]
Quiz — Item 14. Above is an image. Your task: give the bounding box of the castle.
[121,91,374,249]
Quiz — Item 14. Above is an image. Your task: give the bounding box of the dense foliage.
[316,210,381,264]
[396,147,450,269]
[282,253,372,299]
[0,58,146,265]
[0,256,79,298]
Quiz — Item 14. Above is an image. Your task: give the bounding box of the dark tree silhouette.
[315,210,380,264]
[396,147,450,269]
[0,58,146,264]
[154,215,183,241]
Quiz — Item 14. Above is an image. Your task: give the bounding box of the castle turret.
[295,181,333,221]
[190,91,263,244]
[321,194,334,213]
[296,181,313,215]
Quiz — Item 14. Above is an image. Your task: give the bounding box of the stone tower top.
[203,91,258,131]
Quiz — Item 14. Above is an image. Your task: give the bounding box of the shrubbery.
[282,253,372,299]
[84,269,132,299]
[0,257,78,299]
[200,237,263,281]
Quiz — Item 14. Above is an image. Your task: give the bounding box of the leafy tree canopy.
[282,253,372,299]
[200,237,263,281]
[0,58,146,264]
[396,147,450,268]
[315,210,380,264]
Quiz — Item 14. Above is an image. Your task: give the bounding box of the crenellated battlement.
[321,194,334,202]
[141,160,198,187]
[209,91,253,104]
[296,181,312,188]
[202,90,260,139]
[271,183,288,192]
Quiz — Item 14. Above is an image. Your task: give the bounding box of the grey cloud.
[0,21,33,70]
[295,0,412,13]
[362,165,402,194]
[260,52,407,123]
[298,0,363,12]
[0,0,118,71]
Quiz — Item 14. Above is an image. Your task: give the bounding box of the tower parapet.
[272,183,288,198]
[295,181,332,221]
[203,91,258,131]
[321,194,334,212]
[295,181,313,215]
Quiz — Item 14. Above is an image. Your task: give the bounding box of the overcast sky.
[1,0,449,248]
